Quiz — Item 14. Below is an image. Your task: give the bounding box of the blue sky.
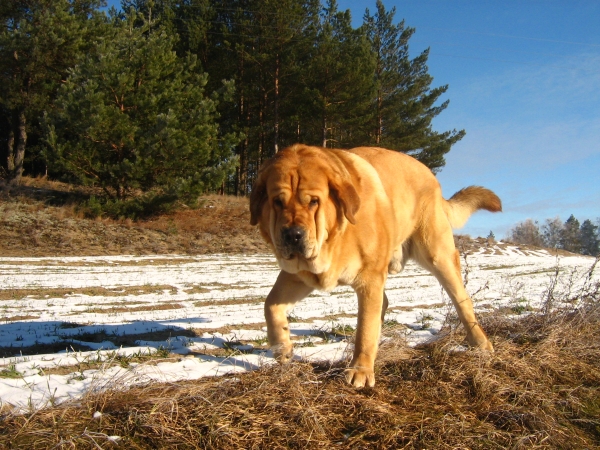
[342,0,600,238]
[105,1,600,238]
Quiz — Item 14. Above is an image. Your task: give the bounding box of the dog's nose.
[282,226,304,246]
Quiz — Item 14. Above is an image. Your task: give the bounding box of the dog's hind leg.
[264,270,313,363]
[381,291,389,323]
[413,217,493,351]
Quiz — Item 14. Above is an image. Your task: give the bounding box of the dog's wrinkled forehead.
[266,154,331,197]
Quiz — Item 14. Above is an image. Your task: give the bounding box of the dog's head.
[250,144,360,274]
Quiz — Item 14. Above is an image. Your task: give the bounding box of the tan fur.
[444,186,502,228]
[250,144,502,388]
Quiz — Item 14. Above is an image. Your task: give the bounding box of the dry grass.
[0,285,179,301]
[1,305,598,449]
[0,178,268,257]
[82,302,185,314]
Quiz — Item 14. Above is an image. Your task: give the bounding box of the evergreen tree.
[579,219,599,256]
[230,0,321,191]
[362,0,464,171]
[170,0,214,61]
[304,0,375,148]
[0,0,105,184]
[1,0,470,197]
[165,0,321,194]
[45,11,239,217]
[560,215,581,254]
[131,0,464,192]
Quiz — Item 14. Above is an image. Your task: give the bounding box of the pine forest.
[1,0,466,216]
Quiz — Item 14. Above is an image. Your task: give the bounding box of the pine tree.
[0,0,105,184]
[579,219,599,256]
[304,0,376,148]
[173,0,321,194]
[45,11,239,217]
[362,0,464,172]
[560,215,581,254]
[143,0,465,193]
[2,0,470,194]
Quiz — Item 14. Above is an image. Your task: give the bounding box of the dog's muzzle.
[280,225,307,258]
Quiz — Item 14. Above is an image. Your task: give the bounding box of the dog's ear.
[330,179,360,225]
[249,171,268,226]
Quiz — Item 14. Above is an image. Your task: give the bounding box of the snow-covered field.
[0,244,597,411]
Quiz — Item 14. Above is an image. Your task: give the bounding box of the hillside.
[1,177,574,259]
[0,177,269,257]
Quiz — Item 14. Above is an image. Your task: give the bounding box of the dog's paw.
[344,366,375,388]
[480,339,494,352]
[471,338,494,352]
[271,343,294,363]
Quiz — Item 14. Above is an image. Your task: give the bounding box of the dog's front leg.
[264,270,313,363]
[345,279,385,388]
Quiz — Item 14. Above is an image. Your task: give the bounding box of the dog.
[250,144,501,387]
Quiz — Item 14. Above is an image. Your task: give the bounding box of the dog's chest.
[297,263,358,293]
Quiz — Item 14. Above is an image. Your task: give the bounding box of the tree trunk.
[376,87,383,144]
[375,47,383,145]
[236,50,248,196]
[258,87,266,167]
[238,138,248,195]
[322,107,327,147]
[274,54,280,154]
[9,109,27,185]
[6,127,15,173]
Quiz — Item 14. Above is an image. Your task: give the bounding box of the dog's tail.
[444,186,502,229]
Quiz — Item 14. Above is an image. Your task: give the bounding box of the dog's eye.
[273,198,284,208]
[309,198,319,207]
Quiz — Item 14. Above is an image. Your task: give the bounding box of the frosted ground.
[0,244,598,411]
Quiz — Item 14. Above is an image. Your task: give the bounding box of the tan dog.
[250,144,501,388]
